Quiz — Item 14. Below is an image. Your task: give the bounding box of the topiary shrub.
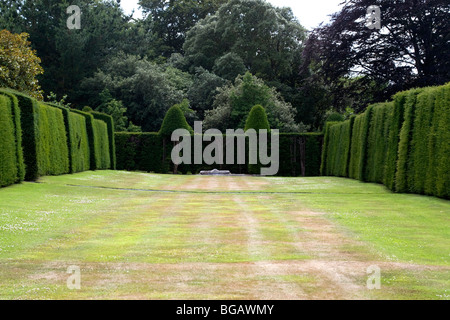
[244,105,270,174]
[159,104,193,173]
[159,105,193,137]
[244,104,270,132]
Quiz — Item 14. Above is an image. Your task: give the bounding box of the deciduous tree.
[0,30,44,99]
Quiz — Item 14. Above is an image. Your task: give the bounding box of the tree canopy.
[139,0,228,56]
[1,0,448,132]
[204,72,300,132]
[0,30,43,99]
[301,0,450,110]
[183,0,306,83]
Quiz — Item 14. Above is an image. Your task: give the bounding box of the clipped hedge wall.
[35,103,70,176]
[321,119,353,177]
[93,119,111,170]
[395,88,423,193]
[115,133,164,173]
[401,84,449,198]
[383,92,407,190]
[1,89,70,180]
[365,103,391,184]
[68,111,91,173]
[0,94,21,186]
[0,89,113,187]
[91,111,116,170]
[115,132,323,176]
[49,103,90,173]
[2,91,25,183]
[321,83,450,199]
[70,109,112,171]
[3,89,39,180]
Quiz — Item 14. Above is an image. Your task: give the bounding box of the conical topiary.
[159,104,193,174]
[244,104,270,132]
[159,104,193,137]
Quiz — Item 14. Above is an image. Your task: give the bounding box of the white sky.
[119,0,345,30]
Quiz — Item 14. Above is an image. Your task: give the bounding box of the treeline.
[321,83,450,199]
[0,89,114,187]
[3,1,447,132]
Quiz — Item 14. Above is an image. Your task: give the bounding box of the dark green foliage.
[35,103,69,176]
[347,115,362,180]
[68,111,90,173]
[322,83,449,199]
[278,133,323,177]
[304,134,323,177]
[347,106,373,181]
[244,105,271,132]
[395,89,422,193]
[325,112,345,123]
[48,103,90,174]
[93,119,111,170]
[320,121,339,176]
[115,133,164,173]
[91,111,116,170]
[433,83,450,198]
[0,94,18,187]
[408,89,436,194]
[383,92,407,190]
[159,105,193,137]
[365,103,391,184]
[70,109,113,171]
[405,84,449,199]
[245,105,271,174]
[323,118,353,177]
[278,135,298,177]
[2,89,69,180]
[3,89,39,180]
[0,90,25,183]
[71,109,97,170]
[357,105,373,182]
[0,89,112,186]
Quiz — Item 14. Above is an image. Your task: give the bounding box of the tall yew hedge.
[35,103,69,176]
[2,89,69,180]
[49,103,90,174]
[93,119,111,170]
[0,94,19,186]
[0,89,113,187]
[91,111,116,170]
[321,83,450,199]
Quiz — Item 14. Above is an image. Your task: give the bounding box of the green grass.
[0,171,448,300]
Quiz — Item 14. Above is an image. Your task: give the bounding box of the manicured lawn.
[0,171,448,299]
